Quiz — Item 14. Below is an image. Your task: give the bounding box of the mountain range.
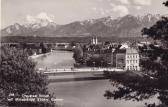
[1,14,161,38]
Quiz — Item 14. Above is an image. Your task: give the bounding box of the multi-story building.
[113,48,140,71]
[125,48,140,71]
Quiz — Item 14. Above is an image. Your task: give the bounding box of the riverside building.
[125,48,140,71]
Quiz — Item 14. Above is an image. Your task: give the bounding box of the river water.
[34,51,75,69]
[34,50,157,107]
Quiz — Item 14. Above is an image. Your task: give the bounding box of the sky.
[1,0,168,29]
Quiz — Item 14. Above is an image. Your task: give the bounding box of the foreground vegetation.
[0,46,55,107]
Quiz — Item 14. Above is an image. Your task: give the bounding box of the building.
[115,49,126,69]
[120,43,130,49]
[91,36,98,45]
[113,48,140,71]
[125,48,140,71]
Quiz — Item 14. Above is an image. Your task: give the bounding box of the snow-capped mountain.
[1,14,162,37]
[24,20,57,29]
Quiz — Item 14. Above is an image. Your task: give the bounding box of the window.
[127,60,129,64]
[133,66,134,70]
[137,55,139,59]
[130,66,132,70]
[128,66,130,70]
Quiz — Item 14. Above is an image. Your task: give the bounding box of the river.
[34,50,75,69]
[34,50,158,107]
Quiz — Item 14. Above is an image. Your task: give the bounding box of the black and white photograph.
[1,0,168,107]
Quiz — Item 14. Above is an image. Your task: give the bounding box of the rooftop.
[115,49,126,54]
[126,48,138,54]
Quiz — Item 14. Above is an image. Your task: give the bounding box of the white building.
[125,48,140,71]
[120,43,129,49]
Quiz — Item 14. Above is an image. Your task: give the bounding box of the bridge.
[38,68,125,75]
[37,68,125,82]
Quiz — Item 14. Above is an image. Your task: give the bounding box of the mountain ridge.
[1,14,162,37]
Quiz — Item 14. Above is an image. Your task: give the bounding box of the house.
[113,48,140,71]
[120,43,130,49]
[125,48,140,71]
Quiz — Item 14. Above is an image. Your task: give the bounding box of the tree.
[70,41,77,47]
[104,1,168,107]
[0,46,53,106]
[73,44,83,63]
[163,1,168,6]
[40,42,47,53]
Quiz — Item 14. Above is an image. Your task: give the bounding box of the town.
[73,36,141,71]
[2,36,160,73]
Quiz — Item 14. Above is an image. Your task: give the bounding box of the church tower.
[91,36,98,45]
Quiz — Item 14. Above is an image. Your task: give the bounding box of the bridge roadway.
[38,68,125,74]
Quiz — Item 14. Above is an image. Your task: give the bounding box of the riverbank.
[46,71,139,83]
[47,70,151,83]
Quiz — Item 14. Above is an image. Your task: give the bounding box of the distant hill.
[1,14,161,38]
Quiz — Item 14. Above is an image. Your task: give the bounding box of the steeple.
[95,36,98,45]
[91,36,98,45]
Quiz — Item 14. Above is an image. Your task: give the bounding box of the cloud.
[26,12,54,24]
[116,0,130,5]
[100,8,106,15]
[98,0,103,2]
[132,0,151,6]
[91,7,97,11]
[26,16,36,24]
[134,6,142,10]
[111,4,129,17]
[92,1,130,17]
[91,7,112,16]
[110,3,115,7]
